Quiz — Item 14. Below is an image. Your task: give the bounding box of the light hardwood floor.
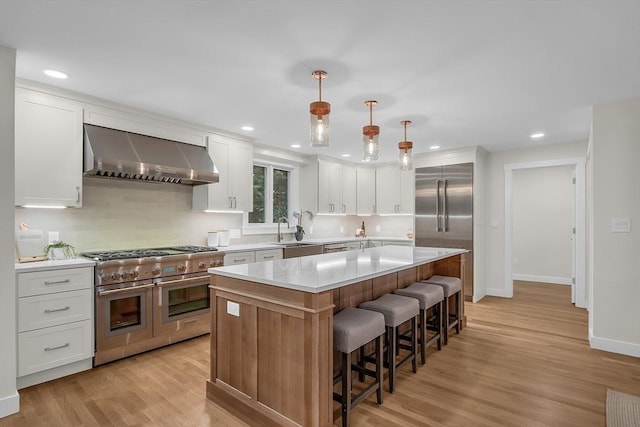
[2,281,638,426]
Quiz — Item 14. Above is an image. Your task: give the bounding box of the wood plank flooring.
[2,281,638,426]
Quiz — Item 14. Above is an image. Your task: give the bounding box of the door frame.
[504,157,586,308]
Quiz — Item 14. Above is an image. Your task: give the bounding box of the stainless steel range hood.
[83,124,219,185]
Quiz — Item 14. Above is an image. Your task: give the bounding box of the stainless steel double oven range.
[81,246,223,366]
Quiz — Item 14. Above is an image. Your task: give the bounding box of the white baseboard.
[512,274,572,285]
[486,287,512,298]
[0,391,19,418]
[590,330,640,357]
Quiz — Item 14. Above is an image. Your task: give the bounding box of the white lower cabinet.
[255,248,283,262]
[224,251,256,265]
[16,266,94,389]
[224,248,284,265]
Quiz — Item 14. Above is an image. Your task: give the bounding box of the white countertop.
[15,257,96,272]
[209,245,465,293]
[215,236,413,253]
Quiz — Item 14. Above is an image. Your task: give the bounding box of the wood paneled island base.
[207,246,466,427]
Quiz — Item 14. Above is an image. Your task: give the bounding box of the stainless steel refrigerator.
[415,163,473,300]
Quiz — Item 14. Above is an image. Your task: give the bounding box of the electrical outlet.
[376,225,381,232]
[339,226,344,234]
[513,258,519,266]
[309,226,313,234]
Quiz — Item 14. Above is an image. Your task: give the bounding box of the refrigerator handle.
[443,179,449,232]
[436,179,442,232]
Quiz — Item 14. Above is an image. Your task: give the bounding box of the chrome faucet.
[277,217,289,242]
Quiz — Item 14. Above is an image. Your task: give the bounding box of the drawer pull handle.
[44,343,70,352]
[44,279,71,286]
[44,306,70,314]
[183,319,198,324]
[263,255,274,259]
[234,258,246,263]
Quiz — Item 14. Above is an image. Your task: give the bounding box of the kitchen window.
[244,160,299,233]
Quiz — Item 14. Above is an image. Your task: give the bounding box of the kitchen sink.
[274,242,324,259]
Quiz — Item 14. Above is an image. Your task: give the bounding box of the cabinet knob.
[198,262,206,269]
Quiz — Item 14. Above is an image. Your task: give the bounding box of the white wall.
[590,97,640,357]
[512,166,574,284]
[0,45,18,418]
[485,140,588,297]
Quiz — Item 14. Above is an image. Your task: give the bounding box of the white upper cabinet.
[375,165,414,215]
[342,165,357,215]
[15,88,83,207]
[356,167,376,215]
[193,134,253,212]
[317,160,356,214]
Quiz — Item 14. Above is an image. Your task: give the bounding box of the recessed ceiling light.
[341,154,351,157]
[43,69,68,79]
[290,144,301,148]
[241,126,254,131]
[530,132,545,139]
[429,145,441,150]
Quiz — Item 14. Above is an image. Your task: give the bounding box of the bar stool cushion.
[359,294,420,328]
[394,282,444,309]
[333,308,385,354]
[421,275,461,297]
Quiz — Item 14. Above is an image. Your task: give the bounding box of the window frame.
[242,158,299,235]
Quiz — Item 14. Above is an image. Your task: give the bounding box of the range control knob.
[111,272,118,280]
[177,264,186,272]
[198,262,206,269]
[152,268,161,275]
[120,272,127,280]
[130,270,139,279]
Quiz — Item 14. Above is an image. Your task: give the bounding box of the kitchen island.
[207,245,467,427]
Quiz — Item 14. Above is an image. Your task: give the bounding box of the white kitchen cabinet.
[15,87,83,207]
[356,167,376,215]
[224,251,256,265]
[317,160,356,214]
[16,266,94,388]
[375,165,414,215]
[193,134,253,212]
[254,248,283,262]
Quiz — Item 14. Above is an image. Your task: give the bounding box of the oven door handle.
[97,283,155,296]
[155,276,209,288]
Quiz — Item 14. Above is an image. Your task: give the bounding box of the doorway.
[504,158,586,308]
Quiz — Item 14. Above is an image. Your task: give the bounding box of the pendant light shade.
[310,70,330,147]
[362,100,380,162]
[398,120,413,171]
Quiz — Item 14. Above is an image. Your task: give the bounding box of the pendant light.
[398,120,413,171]
[362,100,380,162]
[310,70,330,147]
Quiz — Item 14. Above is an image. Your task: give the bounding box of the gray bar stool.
[359,294,419,393]
[422,275,462,345]
[394,282,444,364]
[333,307,385,427]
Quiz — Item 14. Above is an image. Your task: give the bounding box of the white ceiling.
[1,1,639,162]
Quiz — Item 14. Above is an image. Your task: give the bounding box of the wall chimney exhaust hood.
[83,124,219,185]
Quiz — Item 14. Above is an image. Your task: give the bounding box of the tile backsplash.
[15,177,413,254]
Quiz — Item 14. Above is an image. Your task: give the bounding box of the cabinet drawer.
[255,249,283,262]
[19,289,92,332]
[18,319,93,377]
[18,267,92,297]
[224,251,255,265]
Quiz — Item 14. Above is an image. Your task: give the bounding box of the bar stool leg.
[455,291,462,334]
[341,351,352,427]
[411,317,418,373]
[358,347,365,383]
[375,334,383,405]
[419,310,426,364]
[436,301,442,350]
[443,296,450,345]
[388,326,396,394]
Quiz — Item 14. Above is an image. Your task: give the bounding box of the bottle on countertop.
[361,221,366,237]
